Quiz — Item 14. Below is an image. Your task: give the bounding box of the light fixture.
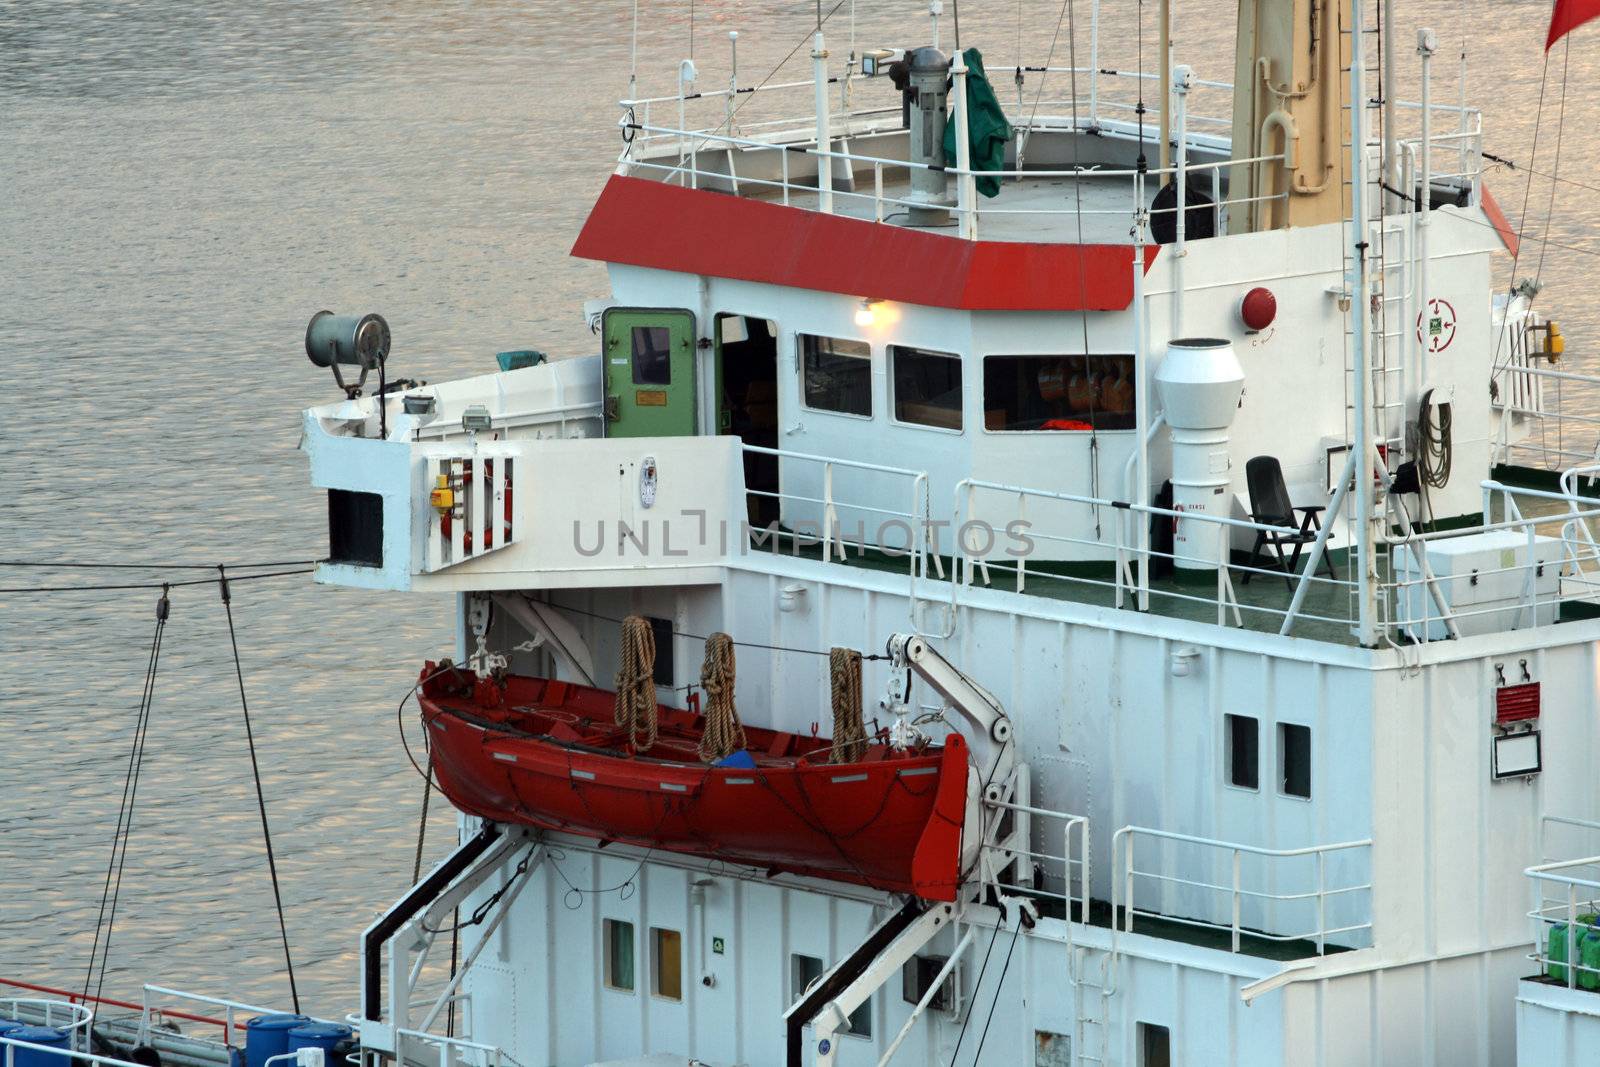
[855,298,882,327]
[461,405,493,433]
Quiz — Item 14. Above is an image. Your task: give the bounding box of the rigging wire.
[81,585,170,1008]
[947,912,1006,1066]
[0,568,311,595]
[1534,38,1570,290]
[0,559,318,571]
[218,565,300,1014]
[1489,48,1552,375]
[968,917,1025,1065]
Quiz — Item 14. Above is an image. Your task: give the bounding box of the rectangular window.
[792,954,870,1037]
[800,334,872,416]
[983,354,1136,432]
[1137,1022,1171,1067]
[651,927,683,1000]
[632,326,673,385]
[1225,714,1259,790]
[603,919,635,992]
[1278,723,1311,798]
[891,345,962,430]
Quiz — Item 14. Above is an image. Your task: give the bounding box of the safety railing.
[741,440,937,604]
[949,476,1355,634]
[978,764,1091,923]
[1497,363,1600,473]
[2,1036,153,1067]
[392,1027,504,1067]
[139,986,347,1052]
[1526,855,1600,992]
[0,1001,93,1052]
[621,115,1286,244]
[1111,827,1373,955]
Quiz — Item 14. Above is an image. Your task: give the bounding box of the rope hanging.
[615,615,659,752]
[697,632,746,763]
[829,646,868,764]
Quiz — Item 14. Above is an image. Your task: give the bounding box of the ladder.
[1071,945,1114,1066]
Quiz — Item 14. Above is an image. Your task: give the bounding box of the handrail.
[1525,855,1600,991]
[1111,826,1373,954]
[0,981,227,1033]
[140,986,345,1052]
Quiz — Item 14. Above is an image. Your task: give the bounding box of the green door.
[603,308,697,438]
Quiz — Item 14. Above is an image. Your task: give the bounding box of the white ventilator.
[1154,338,1246,571]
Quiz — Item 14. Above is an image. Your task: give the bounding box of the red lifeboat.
[418,664,971,901]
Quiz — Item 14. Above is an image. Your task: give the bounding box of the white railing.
[1112,827,1373,954]
[741,441,939,620]
[619,38,1486,245]
[2,1037,151,1067]
[949,476,1340,630]
[0,1001,93,1052]
[1497,363,1600,472]
[392,1027,504,1067]
[978,765,1090,923]
[1526,855,1600,992]
[139,986,347,1052]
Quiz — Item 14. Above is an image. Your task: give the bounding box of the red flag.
[1547,0,1600,49]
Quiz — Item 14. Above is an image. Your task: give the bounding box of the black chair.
[1242,456,1337,589]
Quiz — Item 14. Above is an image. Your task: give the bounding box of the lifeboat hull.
[419,667,970,900]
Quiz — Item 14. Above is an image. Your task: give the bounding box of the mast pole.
[1381,0,1399,213]
[813,0,833,214]
[1349,0,1379,646]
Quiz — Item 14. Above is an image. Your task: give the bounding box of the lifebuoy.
[440,459,513,552]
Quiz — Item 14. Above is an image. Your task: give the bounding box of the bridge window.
[1225,714,1259,790]
[1278,723,1312,798]
[983,354,1137,431]
[800,334,872,417]
[891,345,962,430]
[652,927,683,1000]
[603,919,635,992]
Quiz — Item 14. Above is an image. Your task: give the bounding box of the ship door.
[715,314,779,524]
[603,308,697,438]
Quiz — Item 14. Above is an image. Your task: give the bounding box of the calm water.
[2,0,1596,1019]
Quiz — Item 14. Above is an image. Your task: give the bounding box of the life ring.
[440,458,513,552]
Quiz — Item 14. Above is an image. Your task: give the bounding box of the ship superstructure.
[21,3,1598,1067]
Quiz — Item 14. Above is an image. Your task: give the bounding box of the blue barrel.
[6,1025,69,1067]
[286,1024,351,1067]
[244,1015,309,1067]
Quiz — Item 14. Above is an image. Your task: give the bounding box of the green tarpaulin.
[942,48,1014,199]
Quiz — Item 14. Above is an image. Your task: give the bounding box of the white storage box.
[1392,530,1562,639]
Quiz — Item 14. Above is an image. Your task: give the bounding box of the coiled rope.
[829,647,868,764]
[1417,388,1453,490]
[615,615,659,752]
[697,632,746,763]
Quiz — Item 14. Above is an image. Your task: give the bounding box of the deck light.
[855,299,882,327]
[461,405,493,433]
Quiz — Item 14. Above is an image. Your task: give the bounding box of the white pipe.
[1418,29,1437,392]
[813,31,833,213]
[1171,64,1192,337]
[1088,0,1101,127]
[1349,0,1378,646]
[952,50,975,239]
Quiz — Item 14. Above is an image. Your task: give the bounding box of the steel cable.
[218,565,300,1013]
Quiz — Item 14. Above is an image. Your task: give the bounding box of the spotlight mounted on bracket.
[305,310,391,399]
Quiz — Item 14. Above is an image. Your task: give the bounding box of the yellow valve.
[429,474,455,513]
